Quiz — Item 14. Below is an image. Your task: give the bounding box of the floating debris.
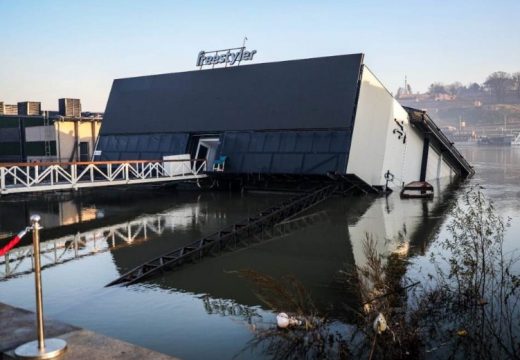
[400,181,434,199]
[373,313,388,334]
[276,313,302,329]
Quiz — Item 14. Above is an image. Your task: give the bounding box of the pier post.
[14,215,68,359]
[1,167,5,193]
[420,137,430,182]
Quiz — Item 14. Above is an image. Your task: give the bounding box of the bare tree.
[468,82,482,93]
[447,82,464,96]
[484,71,512,102]
[428,82,447,95]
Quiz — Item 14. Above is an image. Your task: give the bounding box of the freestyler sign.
[196,47,257,68]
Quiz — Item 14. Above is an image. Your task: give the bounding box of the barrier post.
[14,215,67,359]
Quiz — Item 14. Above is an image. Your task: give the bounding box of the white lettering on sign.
[196,47,257,68]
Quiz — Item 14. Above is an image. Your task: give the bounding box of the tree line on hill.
[428,71,520,103]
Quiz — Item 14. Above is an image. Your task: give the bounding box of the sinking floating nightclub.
[94,53,473,191]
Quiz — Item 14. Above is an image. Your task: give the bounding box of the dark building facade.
[96,54,364,175]
[0,115,50,162]
[95,54,473,186]
[0,113,102,163]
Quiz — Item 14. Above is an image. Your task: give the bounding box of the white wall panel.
[25,125,56,142]
[439,159,454,178]
[348,66,459,188]
[426,145,456,180]
[400,125,423,185]
[426,146,440,181]
[381,99,425,187]
[348,67,424,187]
[347,67,393,185]
[349,180,453,269]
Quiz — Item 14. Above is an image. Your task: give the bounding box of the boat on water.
[454,139,478,146]
[400,181,434,199]
[478,134,515,146]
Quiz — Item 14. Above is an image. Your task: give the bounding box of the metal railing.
[0,159,207,195]
[0,211,177,279]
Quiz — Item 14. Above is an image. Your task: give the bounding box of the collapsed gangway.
[0,159,207,195]
[106,179,380,287]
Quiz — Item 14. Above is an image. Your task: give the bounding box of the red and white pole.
[0,228,28,257]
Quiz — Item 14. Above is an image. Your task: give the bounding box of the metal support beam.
[420,137,430,182]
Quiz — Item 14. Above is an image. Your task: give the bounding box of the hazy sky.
[1,0,519,112]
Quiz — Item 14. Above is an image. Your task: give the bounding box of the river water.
[0,145,518,359]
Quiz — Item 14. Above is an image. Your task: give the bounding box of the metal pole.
[238,36,247,66]
[32,215,44,350]
[14,215,67,359]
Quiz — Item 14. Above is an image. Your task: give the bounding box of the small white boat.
[512,133,520,146]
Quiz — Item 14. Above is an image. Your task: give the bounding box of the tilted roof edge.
[112,53,366,82]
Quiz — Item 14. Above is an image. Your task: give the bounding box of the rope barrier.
[0,227,30,256]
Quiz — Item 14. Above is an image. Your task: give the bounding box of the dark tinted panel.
[219,130,350,174]
[100,54,363,135]
[96,133,189,161]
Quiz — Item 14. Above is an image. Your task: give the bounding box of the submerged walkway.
[0,302,178,359]
[107,180,379,287]
[0,159,207,195]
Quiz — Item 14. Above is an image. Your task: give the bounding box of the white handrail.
[0,159,207,195]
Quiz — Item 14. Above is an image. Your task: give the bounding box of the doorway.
[79,142,90,161]
[195,138,220,170]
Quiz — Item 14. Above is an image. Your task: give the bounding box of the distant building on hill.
[396,76,415,99]
[434,93,455,101]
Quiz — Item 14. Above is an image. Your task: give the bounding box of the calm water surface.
[0,146,519,359]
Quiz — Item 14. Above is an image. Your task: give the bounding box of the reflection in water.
[349,177,458,268]
[0,187,237,243]
[0,183,462,358]
[124,197,366,317]
[1,146,517,359]
[0,203,202,279]
[116,179,460,324]
[202,295,261,324]
[0,193,99,239]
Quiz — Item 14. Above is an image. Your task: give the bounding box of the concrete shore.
[0,302,178,360]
